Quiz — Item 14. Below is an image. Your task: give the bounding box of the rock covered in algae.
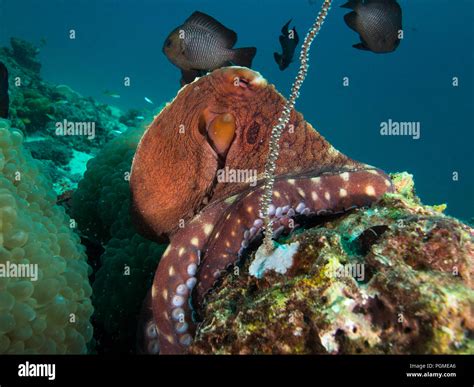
[190,173,474,354]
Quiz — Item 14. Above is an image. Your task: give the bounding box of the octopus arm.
[149,200,231,354]
[195,168,393,308]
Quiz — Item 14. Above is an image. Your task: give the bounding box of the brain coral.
[0,119,93,354]
[71,126,164,352]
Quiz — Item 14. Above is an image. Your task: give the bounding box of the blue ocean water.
[1,0,473,219]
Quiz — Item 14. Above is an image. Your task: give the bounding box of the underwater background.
[1,0,473,220]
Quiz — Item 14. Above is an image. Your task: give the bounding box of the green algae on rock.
[190,173,474,354]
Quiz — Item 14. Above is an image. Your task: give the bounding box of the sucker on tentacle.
[137,291,159,354]
[149,201,230,354]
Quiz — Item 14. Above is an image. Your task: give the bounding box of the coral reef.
[0,37,165,353]
[191,173,474,354]
[72,129,143,244]
[0,119,93,354]
[0,37,167,353]
[71,127,165,353]
[0,38,152,195]
[1,38,126,143]
[24,138,73,166]
[9,38,41,74]
[0,37,470,357]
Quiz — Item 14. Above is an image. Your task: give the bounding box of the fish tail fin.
[341,0,360,9]
[231,47,257,68]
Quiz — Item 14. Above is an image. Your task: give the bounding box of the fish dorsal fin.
[185,11,237,48]
[344,12,358,32]
[282,19,292,35]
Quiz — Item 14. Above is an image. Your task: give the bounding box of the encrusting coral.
[190,173,474,354]
[0,119,93,354]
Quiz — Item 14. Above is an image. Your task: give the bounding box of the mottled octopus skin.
[130,67,393,354]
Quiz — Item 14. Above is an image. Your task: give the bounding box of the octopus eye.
[165,39,172,48]
[198,110,236,157]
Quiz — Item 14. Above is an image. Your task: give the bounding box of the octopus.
[130,66,393,354]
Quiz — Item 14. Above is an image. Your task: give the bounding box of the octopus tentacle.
[150,200,232,354]
[137,291,159,354]
[195,168,392,309]
[145,168,392,354]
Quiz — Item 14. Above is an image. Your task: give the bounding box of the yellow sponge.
[0,119,93,354]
